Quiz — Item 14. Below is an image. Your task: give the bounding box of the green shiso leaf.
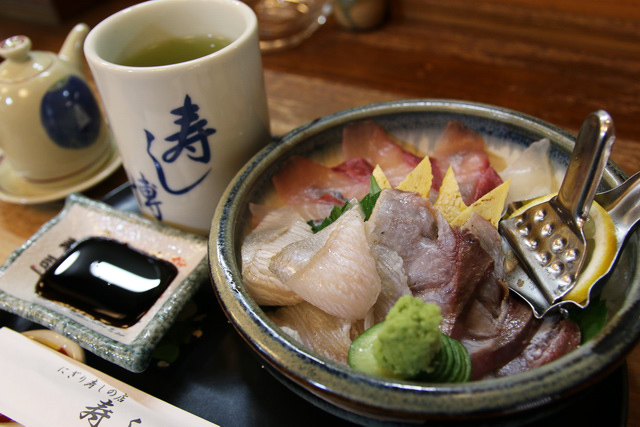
[308,176,382,233]
[361,176,382,221]
[308,202,351,233]
[569,297,608,343]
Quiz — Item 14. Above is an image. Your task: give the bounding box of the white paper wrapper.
[0,327,217,426]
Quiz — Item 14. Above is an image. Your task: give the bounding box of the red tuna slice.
[331,157,374,182]
[491,316,581,378]
[461,295,539,380]
[342,120,424,187]
[272,155,371,206]
[367,189,495,334]
[473,166,504,202]
[408,222,496,336]
[433,121,503,205]
[368,190,541,379]
[456,212,539,379]
[429,157,444,191]
[434,120,486,156]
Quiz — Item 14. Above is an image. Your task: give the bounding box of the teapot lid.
[0,35,54,84]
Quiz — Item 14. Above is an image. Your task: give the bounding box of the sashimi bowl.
[208,100,640,423]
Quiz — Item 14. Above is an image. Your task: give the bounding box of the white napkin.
[0,328,218,427]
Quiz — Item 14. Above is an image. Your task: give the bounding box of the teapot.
[0,23,111,184]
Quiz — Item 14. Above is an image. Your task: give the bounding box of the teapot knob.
[0,35,32,62]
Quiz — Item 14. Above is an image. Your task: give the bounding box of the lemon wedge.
[507,194,617,304]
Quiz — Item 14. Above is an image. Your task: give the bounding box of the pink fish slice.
[499,111,616,317]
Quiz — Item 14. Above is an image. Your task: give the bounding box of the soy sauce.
[36,237,178,328]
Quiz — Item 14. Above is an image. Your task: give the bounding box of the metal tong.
[500,111,622,318]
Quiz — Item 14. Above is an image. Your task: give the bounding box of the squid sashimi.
[433,121,503,205]
[241,206,312,306]
[272,155,371,212]
[499,138,554,204]
[271,207,381,320]
[269,301,355,364]
[342,120,432,187]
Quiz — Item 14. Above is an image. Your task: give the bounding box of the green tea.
[117,35,232,67]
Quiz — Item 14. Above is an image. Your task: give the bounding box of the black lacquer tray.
[0,182,627,426]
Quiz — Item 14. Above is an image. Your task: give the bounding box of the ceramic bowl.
[208,100,640,423]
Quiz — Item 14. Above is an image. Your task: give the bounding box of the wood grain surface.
[1,1,639,424]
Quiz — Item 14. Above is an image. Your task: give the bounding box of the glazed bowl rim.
[209,99,640,420]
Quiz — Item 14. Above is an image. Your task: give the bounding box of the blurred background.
[2,0,638,164]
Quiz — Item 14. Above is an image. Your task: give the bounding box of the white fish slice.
[241,206,312,306]
[272,206,381,320]
[269,302,354,364]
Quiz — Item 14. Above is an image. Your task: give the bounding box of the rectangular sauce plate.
[0,193,208,372]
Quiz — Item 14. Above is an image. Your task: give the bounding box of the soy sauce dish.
[208,100,640,422]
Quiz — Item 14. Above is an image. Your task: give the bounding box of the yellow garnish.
[396,156,433,198]
[372,165,392,190]
[451,180,511,228]
[434,166,467,222]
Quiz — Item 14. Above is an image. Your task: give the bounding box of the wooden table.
[1,1,639,425]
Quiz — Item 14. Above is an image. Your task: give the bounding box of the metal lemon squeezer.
[500,111,640,318]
